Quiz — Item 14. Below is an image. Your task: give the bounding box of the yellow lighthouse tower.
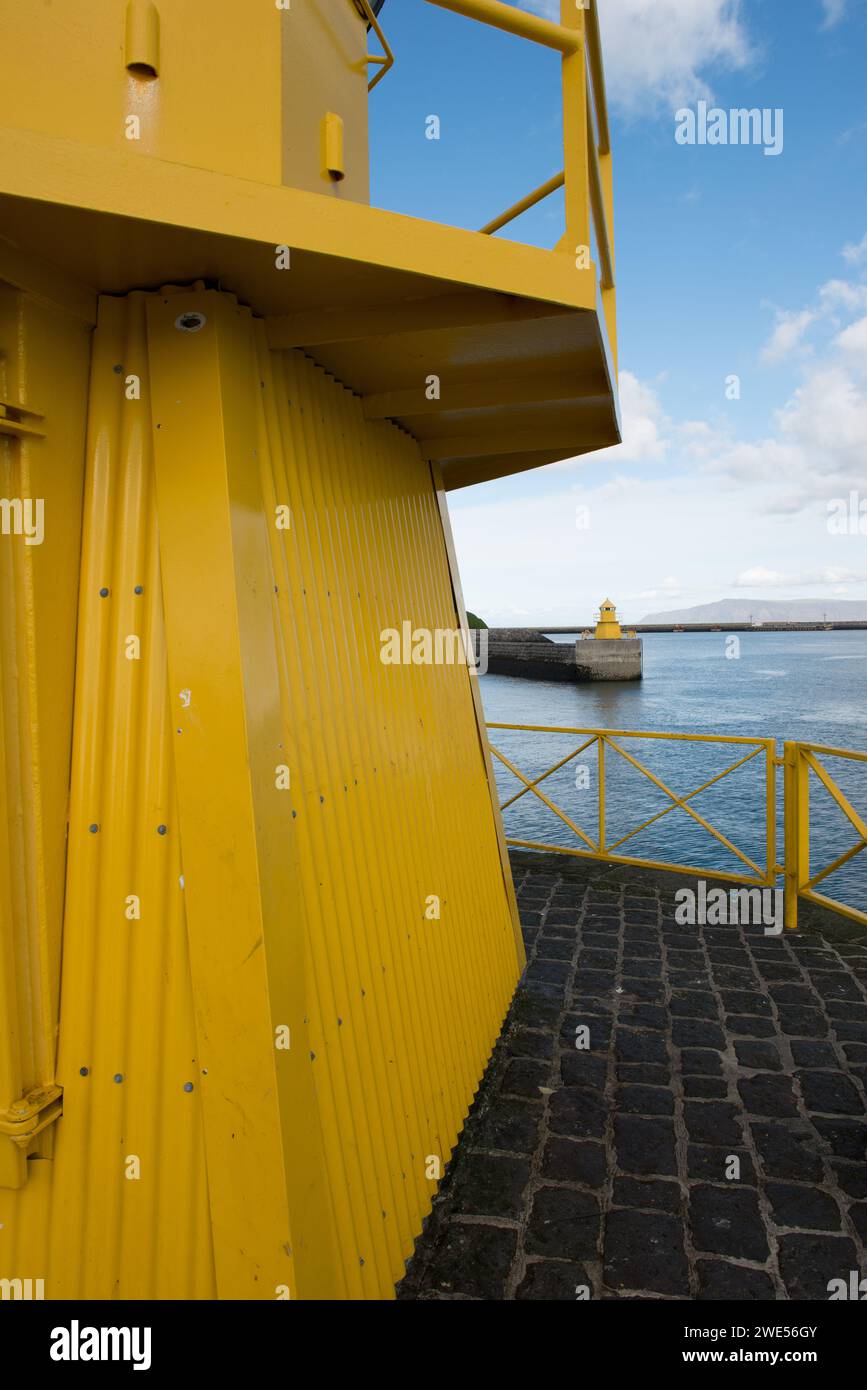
[595,597,623,639]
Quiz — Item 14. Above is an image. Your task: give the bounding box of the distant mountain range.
[640,599,867,624]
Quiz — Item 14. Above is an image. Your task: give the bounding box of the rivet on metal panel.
[124,0,160,79]
[157,825,168,836]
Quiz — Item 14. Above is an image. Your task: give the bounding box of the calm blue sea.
[478,631,867,914]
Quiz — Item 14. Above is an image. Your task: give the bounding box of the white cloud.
[517,0,752,112]
[836,315,867,361]
[603,370,670,462]
[736,565,867,587]
[758,268,867,364]
[761,308,816,364]
[821,0,847,29]
[843,233,867,264]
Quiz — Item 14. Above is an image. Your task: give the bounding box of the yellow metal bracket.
[353,0,395,91]
[0,398,45,440]
[0,1084,62,1189]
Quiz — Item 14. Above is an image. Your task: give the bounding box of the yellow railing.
[784,742,867,930]
[423,0,616,361]
[488,724,778,886]
[488,725,867,930]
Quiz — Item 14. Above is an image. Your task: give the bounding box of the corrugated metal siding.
[1,293,216,1297]
[257,333,522,1295]
[2,286,521,1299]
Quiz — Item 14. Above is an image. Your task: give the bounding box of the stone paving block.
[541,1137,607,1188]
[560,1052,607,1089]
[720,989,773,1016]
[423,1222,518,1299]
[452,1153,531,1221]
[604,1209,690,1296]
[516,1261,594,1300]
[750,1123,825,1182]
[797,1069,865,1116]
[615,1115,678,1175]
[683,1101,744,1147]
[687,1145,756,1184]
[689,1185,769,1261]
[672,1018,727,1050]
[561,1015,613,1049]
[737,1073,799,1118]
[734,1039,782,1071]
[616,1028,669,1065]
[612,1177,681,1214]
[683,1076,729,1099]
[548,1087,607,1140]
[790,1040,839,1068]
[670,991,718,1020]
[831,1161,867,1198]
[680,1048,724,1077]
[616,1062,670,1086]
[726,1014,777,1038]
[778,1233,859,1300]
[537,937,575,961]
[506,1029,555,1061]
[810,1118,867,1160]
[696,1261,776,1301]
[777,1007,829,1038]
[764,1181,842,1232]
[526,1187,601,1261]
[475,1098,542,1154]
[500,1057,550,1098]
[617,1084,675,1116]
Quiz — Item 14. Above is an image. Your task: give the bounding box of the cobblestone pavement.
[399,853,867,1301]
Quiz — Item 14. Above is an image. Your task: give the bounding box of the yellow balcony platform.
[0,0,619,490]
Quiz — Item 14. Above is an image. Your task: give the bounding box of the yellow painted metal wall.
[0,0,369,199]
[1,285,522,1298]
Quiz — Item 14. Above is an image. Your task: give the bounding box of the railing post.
[560,1,591,264]
[598,733,606,854]
[783,741,809,930]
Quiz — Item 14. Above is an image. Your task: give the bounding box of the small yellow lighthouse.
[595,597,623,639]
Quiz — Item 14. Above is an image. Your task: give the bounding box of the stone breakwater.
[471,629,642,683]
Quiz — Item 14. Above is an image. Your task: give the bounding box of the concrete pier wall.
[575,637,642,681]
[469,630,642,682]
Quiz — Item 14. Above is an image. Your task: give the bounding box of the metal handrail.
[422,0,614,308]
[479,170,566,237]
[425,0,581,52]
[784,741,867,928]
[354,0,395,91]
[487,724,777,889]
[491,726,867,930]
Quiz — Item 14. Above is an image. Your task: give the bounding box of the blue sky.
[368,0,867,624]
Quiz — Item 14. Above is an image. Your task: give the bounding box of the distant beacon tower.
[0,1,619,1298]
[595,597,623,639]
